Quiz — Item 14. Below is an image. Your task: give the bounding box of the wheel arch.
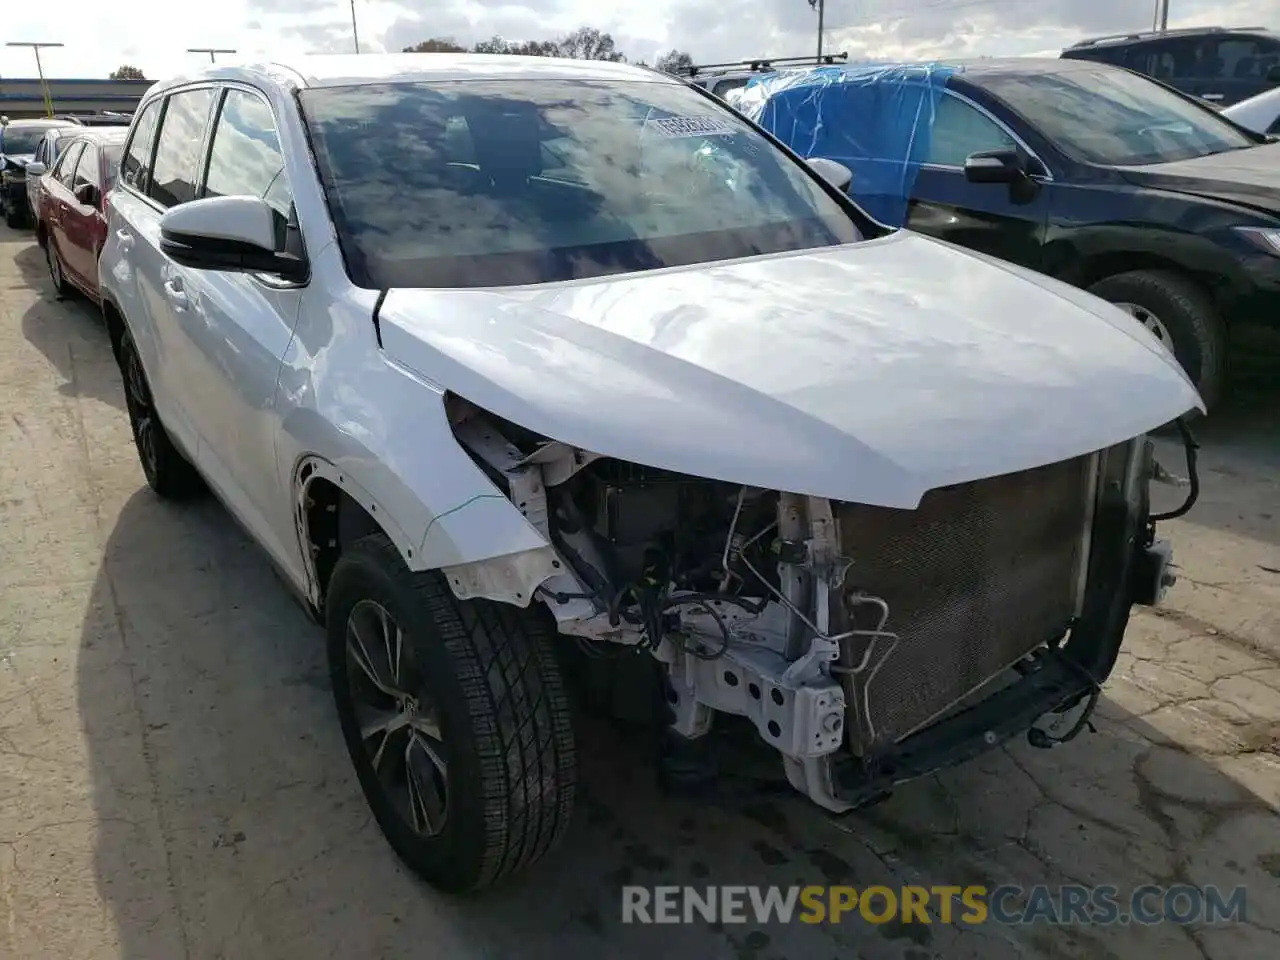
[100,295,127,364]
[294,456,422,613]
[1045,232,1243,317]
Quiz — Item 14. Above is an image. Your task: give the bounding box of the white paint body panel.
[379,231,1201,510]
[97,54,1201,612]
[1222,86,1280,135]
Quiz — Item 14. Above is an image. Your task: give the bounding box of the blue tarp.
[735,63,958,228]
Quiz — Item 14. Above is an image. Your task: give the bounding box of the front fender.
[277,281,550,583]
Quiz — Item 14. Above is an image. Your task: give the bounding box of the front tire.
[116,325,204,498]
[326,534,576,893]
[2,195,23,229]
[1088,270,1227,411]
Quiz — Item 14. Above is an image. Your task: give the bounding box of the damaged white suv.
[98,54,1202,893]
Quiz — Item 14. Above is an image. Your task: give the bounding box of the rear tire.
[47,238,70,298]
[116,325,204,499]
[326,534,576,893]
[1087,270,1226,412]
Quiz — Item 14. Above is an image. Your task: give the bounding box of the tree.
[472,36,514,55]
[471,27,626,61]
[110,65,146,80]
[403,38,467,53]
[556,26,625,62]
[654,50,694,75]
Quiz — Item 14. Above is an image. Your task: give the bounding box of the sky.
[0,0,1276,80]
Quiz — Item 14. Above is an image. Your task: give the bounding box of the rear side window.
[55,143,83,188]
[74,143,101,190]
[1145,38,1200,81]
[149,88,216,209]
[121,99,162,194]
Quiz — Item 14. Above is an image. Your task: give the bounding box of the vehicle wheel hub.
[344,599,448,838]
[1115,301,1174,350]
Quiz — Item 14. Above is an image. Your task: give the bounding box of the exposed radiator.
[836,454,1095,753]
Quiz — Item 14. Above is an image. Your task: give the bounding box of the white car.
[97,53,1201,894]
[1222,85,1280,135]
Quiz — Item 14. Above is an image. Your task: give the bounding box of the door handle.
[163,278,188,309]
[1201,93,1224,101]
[115,229,134,250]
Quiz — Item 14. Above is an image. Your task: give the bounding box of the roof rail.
[678,51,848,78]
[1067,24,1269,48]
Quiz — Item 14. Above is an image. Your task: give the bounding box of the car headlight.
[1235,226,1280,255]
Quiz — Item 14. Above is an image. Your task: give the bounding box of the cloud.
[2,0,1279,79]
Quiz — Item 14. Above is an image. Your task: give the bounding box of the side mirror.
[159,196,306,281]
[806,157,853,191]
[74,182,99,206]
[1267,64,1280,84]
[24,161,46,178]
[963,149,1027,184]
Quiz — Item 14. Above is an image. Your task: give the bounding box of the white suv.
[98,53,1199,894]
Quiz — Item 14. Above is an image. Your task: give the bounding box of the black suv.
[1062,26,1280,106]
[745,58,1280,411]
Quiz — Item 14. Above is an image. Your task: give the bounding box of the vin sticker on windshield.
[648,115,736,138]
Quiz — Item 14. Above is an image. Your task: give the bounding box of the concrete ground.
[0,222,1277,960]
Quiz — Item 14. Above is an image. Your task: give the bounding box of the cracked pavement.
[0,223,1277,960]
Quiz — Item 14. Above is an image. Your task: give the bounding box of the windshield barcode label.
[648,116,735,138]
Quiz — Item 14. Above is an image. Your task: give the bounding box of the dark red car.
[35,128,128,303]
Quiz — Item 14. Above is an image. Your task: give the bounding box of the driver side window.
[923,94,1018,167]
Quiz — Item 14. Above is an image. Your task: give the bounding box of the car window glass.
[923,95,1017,166]
[1148,38,1199,80]
[300,78,861,289]
[121,98,162,193]
[203,89,293,219]
[1203,37,1274,81]
[713,77,751,98]
[982,65,1256,164]
[149,87,215,208]
[56,143,84,188]
[103,144,125,191]
[74,142,101,191]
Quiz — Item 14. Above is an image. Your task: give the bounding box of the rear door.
[905,92,1051,271]
[61,141,103,287]
[45,141,84,260]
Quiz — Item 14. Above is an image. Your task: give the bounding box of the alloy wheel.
[1116,301,1175,351]
[345,599,449,838]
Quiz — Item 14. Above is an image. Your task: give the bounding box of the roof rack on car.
[1067,25,1269,48]
[678,51,848,78]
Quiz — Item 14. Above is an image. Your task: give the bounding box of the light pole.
[350,0,361,54]
[187,47,237,64]
[1153,0,1170,31]
[808,0,825,62]
[6,42,63,118]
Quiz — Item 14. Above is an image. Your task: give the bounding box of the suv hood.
[378,232,1201,509]
[1119,142,1280,216]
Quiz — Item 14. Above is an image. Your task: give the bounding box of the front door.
[161,85,304,564]
[905,92,1050,272]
